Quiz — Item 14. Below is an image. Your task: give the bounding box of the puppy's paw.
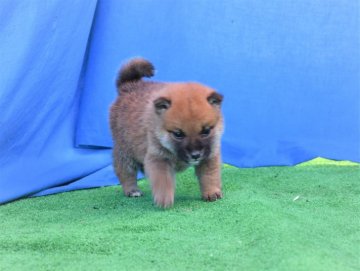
[153,192,174,208]
[202,190,223,202]
[125,189,144,197]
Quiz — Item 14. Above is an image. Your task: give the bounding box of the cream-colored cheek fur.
[152,128,175,154]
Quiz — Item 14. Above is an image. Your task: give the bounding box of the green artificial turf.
[0,158,359,271]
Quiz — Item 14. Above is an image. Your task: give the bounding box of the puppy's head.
[153,83,223,165]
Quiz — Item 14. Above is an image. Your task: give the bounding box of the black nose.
[191,151,201,160]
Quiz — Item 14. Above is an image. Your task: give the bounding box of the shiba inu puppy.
[110,58,224,208]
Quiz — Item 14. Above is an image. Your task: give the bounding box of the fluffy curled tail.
[116,58,155,89]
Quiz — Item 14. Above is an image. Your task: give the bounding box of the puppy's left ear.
[154,97,171,114]
[207,92,223,107]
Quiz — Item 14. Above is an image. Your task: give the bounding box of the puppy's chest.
[174,161,190,172]
[152,146,190,172]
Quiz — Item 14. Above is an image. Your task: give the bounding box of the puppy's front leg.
[144,155,175,208]
[195,154,222,201]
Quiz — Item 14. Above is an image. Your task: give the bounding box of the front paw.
[153,191,174,208]
[202,190,223,202]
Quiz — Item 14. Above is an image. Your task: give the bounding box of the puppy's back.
[110,59,162,159]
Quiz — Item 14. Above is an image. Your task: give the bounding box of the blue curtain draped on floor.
[1,0,359,204]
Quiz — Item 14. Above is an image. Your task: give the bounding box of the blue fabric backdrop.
[1,0,359,204]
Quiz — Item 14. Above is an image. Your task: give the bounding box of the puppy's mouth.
[188,159,201,166]
[179,155,202,166]
[186,151,204,166]
[177,150,207,166]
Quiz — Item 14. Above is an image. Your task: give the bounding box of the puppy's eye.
[171,130,186,140]
[200,126,212,138]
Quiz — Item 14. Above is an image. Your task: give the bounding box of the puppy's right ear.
[154,97,171,114]
[207,92,223,107]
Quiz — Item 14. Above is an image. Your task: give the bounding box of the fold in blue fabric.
[1,0,359,204]
[0,1,113,204]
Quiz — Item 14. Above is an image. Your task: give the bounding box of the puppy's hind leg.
[113,144,143,197]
